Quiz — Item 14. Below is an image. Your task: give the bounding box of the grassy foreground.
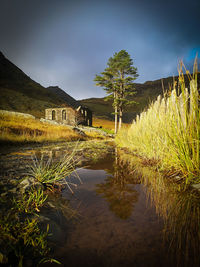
[116,61,200,184]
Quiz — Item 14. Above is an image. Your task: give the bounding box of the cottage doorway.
[52,110,56,120]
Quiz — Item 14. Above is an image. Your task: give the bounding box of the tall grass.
[116,60,200,184]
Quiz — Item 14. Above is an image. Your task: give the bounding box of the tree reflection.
[117,148,200,267]
[96,149,139,219]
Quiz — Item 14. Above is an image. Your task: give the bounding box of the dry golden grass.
[0,112,82,143]
[93,117,130,130]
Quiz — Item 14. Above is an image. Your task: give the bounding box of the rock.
[0,110,35,119]
[9,179,18,185]
[191,183,200,191]
[40,118,60,125]
[1,192,7,197]
[38,215,51,223]
[47,201,56,208]
[73,127,87,136]
[8,188,17,194]
[19,177,44,193]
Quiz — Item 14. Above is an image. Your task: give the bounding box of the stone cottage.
[45,106,92,126]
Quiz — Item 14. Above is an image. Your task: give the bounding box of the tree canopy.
[94,50,138,133]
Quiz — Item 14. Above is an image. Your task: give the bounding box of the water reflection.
[33,145,200,267]
[96,149,139,219]
[117,149,200,267]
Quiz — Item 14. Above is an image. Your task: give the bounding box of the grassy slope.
[0,111,110,143]
[0,87,59,118]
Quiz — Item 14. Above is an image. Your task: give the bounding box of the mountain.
[47,86,81,109]
[80,73,200,123]
[0,52,79,117]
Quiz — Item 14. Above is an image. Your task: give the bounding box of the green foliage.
[0,189,50,266]
[116,60,200,184]
[13,188,48,213]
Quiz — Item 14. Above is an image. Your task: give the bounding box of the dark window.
[62,110,66,120]
[52,110,56,120]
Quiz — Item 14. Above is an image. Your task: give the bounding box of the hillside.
[80,73,200,123]
[0,52,78,117]
[47,86,81,109]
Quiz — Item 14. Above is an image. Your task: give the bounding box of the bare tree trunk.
[115,105,118,134]
[118,107,122,131]
[118,72,124,132]
[114,91,118,134]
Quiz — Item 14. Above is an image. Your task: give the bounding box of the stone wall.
[45,107,76,125]
[45,106,92,126]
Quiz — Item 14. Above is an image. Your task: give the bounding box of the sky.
[0,0,200,100]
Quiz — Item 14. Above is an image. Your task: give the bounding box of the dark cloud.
[0,0,199,99]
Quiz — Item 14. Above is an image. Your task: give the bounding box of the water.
[50,154,198,267]
[1,143,199,266]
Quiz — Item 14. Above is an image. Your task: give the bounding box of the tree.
[94,50,138,133]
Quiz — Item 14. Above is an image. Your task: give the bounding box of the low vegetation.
[0,188,56,266]
[116,60,200,184]
[0,143,82,266]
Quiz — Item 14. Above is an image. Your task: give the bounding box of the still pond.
[48,150,200,267]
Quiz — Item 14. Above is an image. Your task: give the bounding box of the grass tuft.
[28,144,81,193]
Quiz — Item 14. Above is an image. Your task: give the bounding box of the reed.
[116,60,200,184]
